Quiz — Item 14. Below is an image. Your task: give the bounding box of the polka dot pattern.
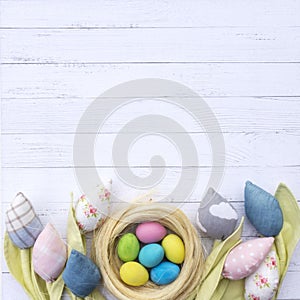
[222,237,274,280]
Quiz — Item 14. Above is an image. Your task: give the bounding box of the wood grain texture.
[2,27,300,63]
[1,0,300,28]
[1,0,300,299]
[2,64,300,98]
[2,132,300,167]
[2,167,300,203]
[2,97,300,134]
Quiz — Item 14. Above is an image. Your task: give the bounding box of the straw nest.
[92,203,204,300]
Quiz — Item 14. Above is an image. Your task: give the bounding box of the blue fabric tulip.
[62,249,101,298]
[244,181,283,236]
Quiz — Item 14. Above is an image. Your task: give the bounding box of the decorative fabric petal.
[222,237,274,280]
[75,195,102,233]
[63,249,101,298]
[244,250,279,300]
[245,181,283,236]
[75,180,111,233]
[5,192,43,249]
[32,223,67,282]
[196,188,238,240]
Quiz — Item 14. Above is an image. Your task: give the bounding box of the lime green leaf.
[67,196,86,254]
[274,183,300,297]
[195,218,244,300]
[4,232,49,299]
[89,288,106,300]
[46,273,65,300]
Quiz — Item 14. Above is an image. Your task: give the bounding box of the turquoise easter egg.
[150,261,180,285]
[138,244,164,268]
[117,233,140,262]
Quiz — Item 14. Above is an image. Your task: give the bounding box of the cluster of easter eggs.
[117,221,185,286]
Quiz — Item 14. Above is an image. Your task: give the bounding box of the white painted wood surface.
[1,1,300,299]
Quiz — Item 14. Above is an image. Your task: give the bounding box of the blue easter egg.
[245,181,283,237]
[138,243,164,268]
[150,261,180,285]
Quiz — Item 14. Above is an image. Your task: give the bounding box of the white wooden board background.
[1,1,300,299]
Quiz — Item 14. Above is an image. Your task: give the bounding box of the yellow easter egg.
[162,234,185,264]
[120,262,149,286]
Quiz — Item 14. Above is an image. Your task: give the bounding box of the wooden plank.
[2,63,300,98]
[2,167,300,204]
[2,132,300,168]
[2,97,300,134]
[2,27,300,63]
[1,0,300,28]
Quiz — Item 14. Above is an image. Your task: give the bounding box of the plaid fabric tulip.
[5,192,43,249]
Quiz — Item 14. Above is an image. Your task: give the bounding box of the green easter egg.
[117,233,140,262]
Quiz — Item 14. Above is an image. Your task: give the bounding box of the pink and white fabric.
[222,237,274,280]
[32,223,67,282]
[75,179,112,233]
[75,195,102,233]
[245,250,279,300]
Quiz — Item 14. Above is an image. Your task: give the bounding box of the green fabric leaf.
[46,273,65,300]
[67,198,86,255]
[89,288,106,300]
[195,217,244,300]
[274,183,300,298]
[30,258,50,300]
[4,232,50,300]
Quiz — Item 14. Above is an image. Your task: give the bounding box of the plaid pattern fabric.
[5,192,43,249]
[33,223,67,282]
[6,192,37,231]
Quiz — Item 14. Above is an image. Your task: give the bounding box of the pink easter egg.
[136,222,167,243]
